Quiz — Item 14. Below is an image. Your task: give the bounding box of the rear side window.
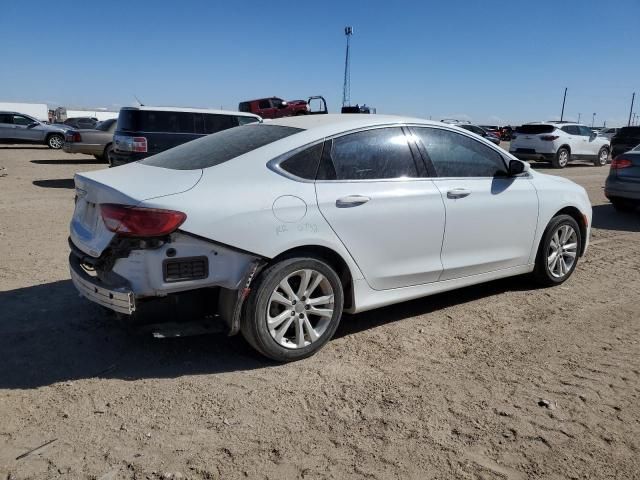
[413,127,507,177]
[140,124,302,170]
[238,102,251,112]
[278,143,324,180]
[322,128,418,181]
[258,100,270,109]
[0,114,13,124]
[203,114,236,134]
[561,126,580,135]
[117,110,197,133]
[238,116,259,126]
[515,124,555,134]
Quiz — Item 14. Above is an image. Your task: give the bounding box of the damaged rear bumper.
[69,253,136,314]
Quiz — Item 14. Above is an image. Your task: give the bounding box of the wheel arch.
[558,144,571,154]
[270,245,355,310]
[550,206,587,256]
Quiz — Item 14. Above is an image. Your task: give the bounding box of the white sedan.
[69,115,592,361]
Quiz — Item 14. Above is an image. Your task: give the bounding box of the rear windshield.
[140,124,303,170]
[617,127,640,138]
[515,124,556,134]
[95,119,116,131]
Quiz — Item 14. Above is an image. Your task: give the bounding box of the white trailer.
[0,102,49,121]
[65,109,119,121]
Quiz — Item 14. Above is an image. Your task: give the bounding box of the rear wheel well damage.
[551,207,587,256]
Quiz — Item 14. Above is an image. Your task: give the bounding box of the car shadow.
[591,203,640,232]
[0,275,535,390]
[31,159,105,165]
[0,145,49,150]
[32,179,75,189]
[529,160,598,171]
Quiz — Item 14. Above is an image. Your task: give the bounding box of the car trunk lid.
[70,163,202,257]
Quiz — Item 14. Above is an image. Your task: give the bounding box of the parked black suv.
[110,107,261,167]
[611,126,640,159]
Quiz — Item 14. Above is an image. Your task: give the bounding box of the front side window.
[578,126,594,136]
[140,124,302,170]
[323,128,418,181]
[238,116,259,126]
[412,127,507,178]
[13,115,34,126]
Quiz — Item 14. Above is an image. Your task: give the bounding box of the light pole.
[560,87,567,121]
[577,113,581,123]
[591,113,596,128]
[629,92,635,126]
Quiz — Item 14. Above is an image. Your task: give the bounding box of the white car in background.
[510,122,610,168]
[69,115,592,361]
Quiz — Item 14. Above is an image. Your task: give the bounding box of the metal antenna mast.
[342,26,353,108]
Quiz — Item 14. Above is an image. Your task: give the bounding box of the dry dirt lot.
[0,145,639,480]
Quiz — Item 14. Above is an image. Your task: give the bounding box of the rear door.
[411,126,538,280]
[315,127,446,290]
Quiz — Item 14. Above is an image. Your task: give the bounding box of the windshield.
[140,124,303,170]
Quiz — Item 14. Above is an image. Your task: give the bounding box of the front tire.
[594,146,609,166]
[533,214,582,286]
[47,134,64,149]
[552,147,570,168]
[241,257,344,362]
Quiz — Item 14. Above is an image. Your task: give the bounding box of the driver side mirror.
[508,159,526,176]
[27,121,40,129]
[278,101,288,109]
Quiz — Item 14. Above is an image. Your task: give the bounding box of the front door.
[411,126,539,280]
[0,113,14,140]
[578,125,600,157]
[315,127,446,290]
[12,114,42,142]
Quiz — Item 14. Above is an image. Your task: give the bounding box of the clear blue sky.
[2,0,638,126]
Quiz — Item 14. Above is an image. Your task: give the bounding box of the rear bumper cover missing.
[69,253,136,314]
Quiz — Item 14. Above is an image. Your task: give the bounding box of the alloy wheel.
[599,149,608,165]
[49,135,63,149]
[547,224,578,278]
[266,269,334,349]
[558,150,569,167]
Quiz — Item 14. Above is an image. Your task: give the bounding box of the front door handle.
[336,195,370,208]
[447,188,471,199]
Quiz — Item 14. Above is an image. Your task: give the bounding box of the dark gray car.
[63,118,117,161]
[605,146,640,211]
[0,111,68,149]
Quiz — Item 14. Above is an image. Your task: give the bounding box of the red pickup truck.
[239,97,309,119]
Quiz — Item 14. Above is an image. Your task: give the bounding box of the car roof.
[267,114,438,135]
[121,106,260,118]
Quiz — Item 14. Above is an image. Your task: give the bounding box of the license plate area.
[75,199,99,232]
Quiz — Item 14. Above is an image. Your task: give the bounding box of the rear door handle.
[336,195,370,208]
[447,188,471,199]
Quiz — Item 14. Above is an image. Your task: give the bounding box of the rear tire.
[594,146,609,166]
[552,147,570,168]
[241,257,344,362]
[533,214,582,286]
[47,134,64,149]
[102,143,113,164]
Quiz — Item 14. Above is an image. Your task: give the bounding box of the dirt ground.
[0,144,639,480]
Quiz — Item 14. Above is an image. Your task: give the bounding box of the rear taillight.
[132,136,147,153]
[611,157,632,169]
[100,204,186,237]
[67,131,81,142]
[540,135,559,141]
